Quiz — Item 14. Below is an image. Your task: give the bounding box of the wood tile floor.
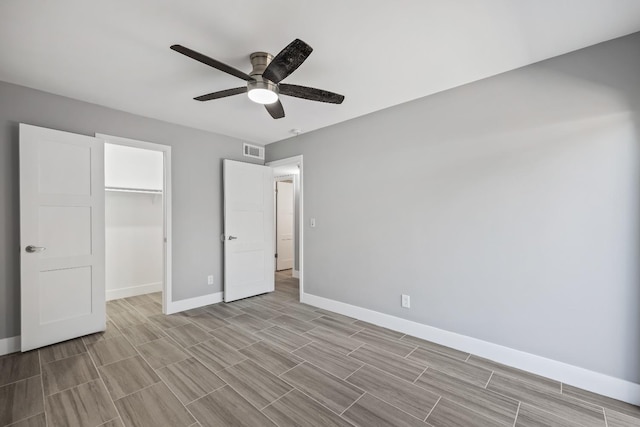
[2,270,640,426]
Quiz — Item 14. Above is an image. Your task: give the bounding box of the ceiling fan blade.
[170,44,254,82]
[194,87,247,101]
[262,39,313,84]
[279,83,344,104]
[265,100,285,119]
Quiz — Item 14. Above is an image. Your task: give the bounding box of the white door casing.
[223,160,274,302]
[276,181,294,271]
[20,124,106,351]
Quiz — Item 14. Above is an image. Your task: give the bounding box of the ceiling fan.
[170,39,345,119]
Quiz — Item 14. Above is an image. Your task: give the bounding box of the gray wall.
[0,81,260,340]
[266,33,640,383]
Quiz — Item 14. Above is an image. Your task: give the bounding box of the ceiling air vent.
[243,143,264,160]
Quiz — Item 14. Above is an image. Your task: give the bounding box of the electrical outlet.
[401,294,410,308]
[207,275,214,285]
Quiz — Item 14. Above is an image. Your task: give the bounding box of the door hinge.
[275,253,278,258]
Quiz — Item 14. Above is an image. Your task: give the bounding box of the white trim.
[106,282,163,301]
[95,133,172,316]
[165,292,223,315]
[267,155,303,301]
[274,175,296,181]
[292,269,299,278]
[302,293,640,406]
[97,133,170,152]
[0,336,20,355]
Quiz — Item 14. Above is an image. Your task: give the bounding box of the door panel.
[276,181,294,271]
[37,141,92,195]
[39,267,92,323]
[223,160,274,302]
[39,206,92,258]
[20,123,106,352]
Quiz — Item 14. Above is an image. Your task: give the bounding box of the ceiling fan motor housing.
[247,52,279,103]
[247,77,279,96]
[249,52,273,76]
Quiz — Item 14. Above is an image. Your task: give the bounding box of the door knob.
[228,236,238,240]
[26,245,46,253]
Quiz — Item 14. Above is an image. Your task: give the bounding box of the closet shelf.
[105,186,162,194]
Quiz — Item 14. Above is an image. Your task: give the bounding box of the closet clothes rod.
[105,186,163,194]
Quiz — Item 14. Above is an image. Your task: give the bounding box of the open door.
[223,160,274,302]
[276,181,294,271]
[20,124,106,351]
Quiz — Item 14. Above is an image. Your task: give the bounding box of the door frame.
[266,155,303,300]
[95,133,173,315]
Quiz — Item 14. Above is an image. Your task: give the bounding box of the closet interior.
[104,143,164,301]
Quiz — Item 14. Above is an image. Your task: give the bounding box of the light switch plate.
[401,294,410,308]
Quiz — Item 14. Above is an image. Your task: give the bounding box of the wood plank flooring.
[1,270,639,426]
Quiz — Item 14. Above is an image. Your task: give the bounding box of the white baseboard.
[106,282,163,301]
[302,292,640,406]
[0,335,20,355]
[292,270,300,278]
[165,292,223,315]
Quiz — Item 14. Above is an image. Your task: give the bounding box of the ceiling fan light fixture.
[247,79,279,104]
[248,88,278,104]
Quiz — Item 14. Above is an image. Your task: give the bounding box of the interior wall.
[275,178,294,272]
[266,32,640,383]
[105,192,163,298]
[105,143,163,190]
[274,172,301,272]
[105,144,164,299]
[0,81,261,341]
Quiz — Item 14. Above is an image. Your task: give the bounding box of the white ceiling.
[1,1,640,145]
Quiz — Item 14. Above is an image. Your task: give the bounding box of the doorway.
[276,179,294,272]
[96,134,172,314]
[267,155,303,300]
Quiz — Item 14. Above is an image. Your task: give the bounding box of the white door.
[20,124,106,351]
[223,160,274,302]
[276,181,294,271]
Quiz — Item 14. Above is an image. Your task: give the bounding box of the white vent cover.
[243,143,264,160]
